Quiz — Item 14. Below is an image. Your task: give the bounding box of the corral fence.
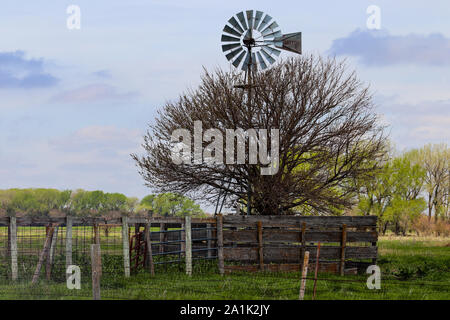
[0,215,218,283]
[0,214,377,284]
[219,215,378,275]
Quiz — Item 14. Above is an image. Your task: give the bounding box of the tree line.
[0,189,205,218]
[356,143,449,235]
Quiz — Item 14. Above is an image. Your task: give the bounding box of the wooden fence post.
[46,226,59,281]
[206,223,212,258]
[9,216,18,281]
[66,217,73,274]
[180,223,185,255]
[159,223,166,254]
[185,216,192,276]
[94,223,100,244]
[313,242,321,300]
[299,251,310,300]
[300,222,306,270]
[216,214,224,275]
[91,244,101,300]
[257,221,264,270]
[122,216,130,277]
[145,219,155,276]
[32,226,54,285]
[340,224,347,276]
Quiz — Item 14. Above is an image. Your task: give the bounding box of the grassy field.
[0,235,449,300]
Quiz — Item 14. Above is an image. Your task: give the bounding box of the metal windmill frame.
[215,10,302,216]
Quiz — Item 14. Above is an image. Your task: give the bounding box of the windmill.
[221,10,302,78]
[215,10,302,216]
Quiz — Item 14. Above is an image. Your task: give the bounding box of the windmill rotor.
[221,10,302,72]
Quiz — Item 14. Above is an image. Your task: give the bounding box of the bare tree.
[132,55,387,215]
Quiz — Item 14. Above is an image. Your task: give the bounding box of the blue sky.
[0,0,449,207]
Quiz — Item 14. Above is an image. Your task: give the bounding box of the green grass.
[0,236,449,300]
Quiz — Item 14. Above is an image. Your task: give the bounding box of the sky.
[0,0,449,208]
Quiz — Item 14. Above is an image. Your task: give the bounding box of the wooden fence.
[0,214,378,280]
[219,215,378,275]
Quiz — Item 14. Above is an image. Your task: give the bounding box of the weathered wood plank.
[224,262,347,274]
[223,229,378,243]
[223,246,377,263]
[223,215,377,228]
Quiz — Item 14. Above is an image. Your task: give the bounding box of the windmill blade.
[263,30,282,39]
[262,21,280,36]
[264,46,282,57]
[257,14,272,32]
[221,34,241,42]
[246,10,254,30]
[236,12,248,30]
[223,25,242,37]
[222,43,241,52]
[225,47,243,61]
[254,11,264,30]
[241,51,251,71]
[243,29,252,41]
[274,32,302,54]
[228,17,244,34]
[263,39,283,47]
[256,51,268,70]
[232,51,246,68]
[260,47,276,64]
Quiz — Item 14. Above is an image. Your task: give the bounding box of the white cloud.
[50,84,137,104]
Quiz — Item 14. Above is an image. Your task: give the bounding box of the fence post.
[299,251,310,300]
[180,223,185,255]
[185,216,192,276]
[216,214,224,275]
[94,223,100,244]
[9,216,18,281]
[206,223,212,258]
[300,222,306,270]
[32,226,54,285]
[46,226,59,281]
[91,244,101,300]
[122,216,130,277]
[340,224,347,276]
[312,242,321,300]
[160,223,167,254]
[257,221,264,270]
[145,219,155,276]
[66,216,73,275]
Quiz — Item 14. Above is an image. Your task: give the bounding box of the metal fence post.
[185,216,192,276]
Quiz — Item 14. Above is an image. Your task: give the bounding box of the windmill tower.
[216,10,302,216]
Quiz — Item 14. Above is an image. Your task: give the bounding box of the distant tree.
[140,193,204,217]
[358,152,427,234]
[413,144,449,222]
